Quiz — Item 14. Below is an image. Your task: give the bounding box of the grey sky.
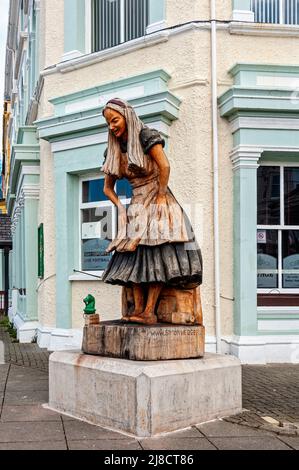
[0,0,10,167]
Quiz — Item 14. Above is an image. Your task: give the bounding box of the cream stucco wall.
[37,136,56,328]
[42,0,64,68]
[166,0,211,27]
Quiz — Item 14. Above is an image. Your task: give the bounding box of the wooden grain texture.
[82,321,205,361]
[122,286,203,325]
[84,314,100,325]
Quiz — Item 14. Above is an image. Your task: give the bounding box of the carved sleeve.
[140,127,165,154]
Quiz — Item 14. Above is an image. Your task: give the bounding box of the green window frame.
[38,223,44,279]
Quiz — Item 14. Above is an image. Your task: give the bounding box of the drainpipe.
[210,0,222,353]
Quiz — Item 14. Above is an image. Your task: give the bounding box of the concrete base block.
[49,351,242,437]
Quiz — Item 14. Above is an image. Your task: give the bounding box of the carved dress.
[102,127,203,288]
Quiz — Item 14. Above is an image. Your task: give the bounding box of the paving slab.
[68,439,142,450]
[141,437,217,450]
[242,364,299,422]
[1,319,299,450]
[0,441,67,450]
[6,379,49,392]
[9,365,48,380]
[4,390,48,405]
[209,436,292,450]
[0,367,9,385]
[1,404,61,422]
[197,420,270,437]
[0,421,65,443]
[63,420,130,441]
[277,436,299,450]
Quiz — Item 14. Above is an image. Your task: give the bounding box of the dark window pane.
[257,166,280,225]
[257,229,278,288]
[92,0,121,52]
[282,230,299,288]
[92,0,149,52]
[124,0,149,42]
[252,0,280,24]
[285,0,299,25]
[82,179,108,203]
[284,167,299,225]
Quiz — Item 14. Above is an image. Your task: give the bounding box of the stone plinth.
[82,321,205,360]
[49,351,242,437]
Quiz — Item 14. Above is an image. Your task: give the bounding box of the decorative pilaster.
[54,168,78,329]
[147,0,166,34]
[232,0,254,22]
[231,146,262,336]
[63,0,86,61]
[22,185,39,321]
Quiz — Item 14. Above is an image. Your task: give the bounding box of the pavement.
[0,317,299,450]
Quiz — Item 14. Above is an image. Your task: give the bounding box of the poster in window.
[82,238,112,271]
[257,253,277,288]
[283,254,299,288]
[257,230,267,244]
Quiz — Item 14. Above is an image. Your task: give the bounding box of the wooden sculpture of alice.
[101,98,203,325]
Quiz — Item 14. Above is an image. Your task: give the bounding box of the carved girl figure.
[101,98,203,325]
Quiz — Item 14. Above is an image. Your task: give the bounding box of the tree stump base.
[82,320,205,361]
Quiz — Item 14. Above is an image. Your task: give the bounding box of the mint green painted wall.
[17,211,23,319]
[54,166,80,329]
[229,63,299,87]
[235,129,299,147]
[8,251,12,304]
[24,195,39,321]
[50,70,171,117]
[12,233,17,289]
[233,167,258,336]
[11,172,39,323]
[35,3,40,86]
[64,0,86,55]
[149,0,165,24]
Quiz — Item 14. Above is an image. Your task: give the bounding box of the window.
[257,165,299,294]
[80,175,132,272]
[251,0,299,24]
[91,0,149,52]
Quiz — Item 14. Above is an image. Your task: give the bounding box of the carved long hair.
[102,98,147,178]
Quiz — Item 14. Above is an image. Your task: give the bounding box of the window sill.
[69,272,103,282]
[230,21,299,37]
[258,293,299,307]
